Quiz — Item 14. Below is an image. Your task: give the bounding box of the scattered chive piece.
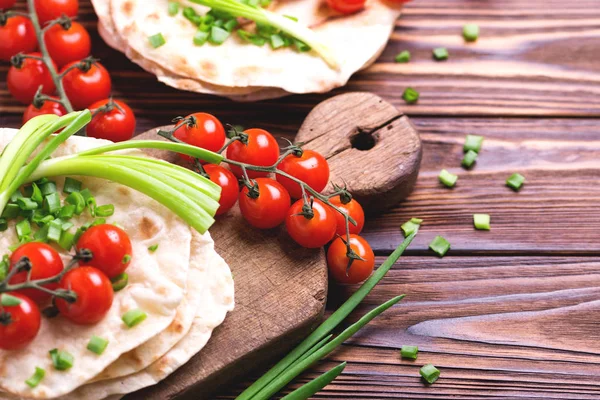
[80,188,96,212]
[59,204,76,219]
[65,192,85,215]
[464,134,484,153]
[63,177,82,194]
[402,87,419,104]
[400,345,419,360]
[111,273,129,292]
[473,214,490,230]
[87,336,109,355]
[92,218,106,226]
[39,181,57,196]
[411,218,423,224]
[293,39,310,52]
[44,192,61,214]
[224,18,238,32]
[95,204,114,217]
[58,229,75,251]
[193,30,210,46]
[0,256,7,281]
[237,30,266,46]
[209,26,230,45]
[429,236,450,257]
[506,173,525,191]
[34,224,49,242]
[462,150,478,169]
[395,50,411,63]
[2,203,20,219]
[401,219,421,238]
[438,169,458,188]
[16,219,31,241]
[122,309,147,328]
[148,244,159,252]
[269,33,285,49]
[168,1,179,16]
[148,33,166,48]
[1,293,22,306]
[433,47,448,61]
[47,219,63,242]
[25,367,45,388]
[122,254,131,264]
[463,24,479,42]
[49,349,74,371]
[17,197,38,211]
[0,218,7,232]
[420,364,440,384]
[31,183,43,204]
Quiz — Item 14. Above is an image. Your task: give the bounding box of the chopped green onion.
[39,181,57,196]
[2,203,20,219]
[237,29,266,46]
[58,229,75,251]
[463,24,479,42]
[10,191,23,203]
[280,362,346,400]
[122,254,131,264]
[47,219,63,242]
[122,309,147,328]
[25,367,45,388]
[464,134,484,153]
[400,345,419,360]
[31,183,43,204]
[63,177,82,194]
[462,149,478,169]
[17,197,38,210]
[44,192,61,214]
[209,26,230,44]
[183,7,202,25]
[429,236,450,257]
[80,188,96,211]
[1,293,22,306]
[87,336,109,355]
[193,30,210,46]
[34,224,49,242]
[401,219,421,238]
[223,18,238,32]
[58,204,76,219]
[506,173,525,191]
[149,33,167,48]
[49,349,74,371]
[293,39,310,52]
[65,192,85,215]
[16,219,31,241]
[473,213,490,230]
[411,218,423,224]
[111,273,128,292]
[0,218,7,232]
[438,169,458,188]
[0,255,7,281]
[148,244,159,252]
[420,364,440,384]
[92,218,106,226]
[95,204,114,217]
[395,50,411,63]
[168,1,179,16]
[269,33,286,49]
[433,47,448,61]
[402,87,419,104]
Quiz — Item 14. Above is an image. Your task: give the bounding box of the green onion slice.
[464,135,484,153]
[402,87,419,104]
[1,293,22,306]
[65,192,85,215]
[44,192,61,214]
[95,204,114,217]
[429,236,450,257]
[49,349,74,371]
[438,169,458,188]
[16,219,31,241]
[209,26,230,44]
[63,177,82,194]
[433,47,449,61]
[25,367,45,388]
[193,30,210,46]
[148,244,159,252]
[17,197,38,211]
[395,50,411,63]
[473,214,490,230]
[420,364,440,384]
[149,33,167,48]
[507,173,525,191]
[400,345,418,360]
[462,149,478,169]
[122,309,147,328]
[463,24,479,42]
[87,336,109,355]
[168,1,180,16]
[401,218,421,238]
[111,273,129,292]
[2,203,20,219]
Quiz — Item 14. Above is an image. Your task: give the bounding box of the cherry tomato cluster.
[172,112,374,286]
[0,224,132,350]
[0,0,136,142]
[326,0,412,15]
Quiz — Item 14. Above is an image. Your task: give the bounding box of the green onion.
[34,224,49,242]
[16,197,38,210]
[237,29,266,46]
[293,39,310,52]
[269,33,286,49]
[420,364,440,384]
[80,188,96,211]
[122,254,131,264]
[49,349,74,371]
[1,293,22,306]
[111,273,128,292]
[44,192,61,214]
[223,18,238,32]
[149,33,167,48]
[462,149,478,169]
[183,7,202,25]
[0,255,8,281]
[429,236,450,257]
[25,367,45,388]
[16,219,31,241]
[401,218,421,238]
[47,219,63,242]
[95,204,114,217]
[506,173,525,191]
[39,180,57,196]
[463,24,479,42]
[10,191,23,203]
[31,183,43,204]
[402,87,419,104]
[438,169,458,188]
[58,229,75,250]
[58,204,76,219]
[65,192,85,215]
[63,177,82,194]
[0,218,7,232]
[92,218,106,226]
[193,30,210,46]
[280,362,346,400]
[87,336,109,355]
[464,134,484,153]
[433,47,448,61]
[400,345,418,360]
[2,203,20,219]
[395,50,411,63]
[122,309,147,328]
[473,214,490,230]
[148,244,159,252]
[168,1,179,16]
[209,26,230,44]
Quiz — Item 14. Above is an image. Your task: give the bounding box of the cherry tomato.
[44,21,91,67]
[173,113,226,163]
[7,52,56,104]
[329,195,365,236]
[0,16,37,62]
[9,242,65,304]
[239,178,290,229]
[226,128,280,178]
[286,198,337,248]
[327,234,375,284]
[61,60,111,109]
[0,293,41,350]
[204,164,239,216]
[55,267,114,325]
[34,0,79,25]
[86,99,136,142]
[0,0,17,9]
[326,0,365,14]
[276,150,329,199]
[77,224,133,279]
[22,97,66,124]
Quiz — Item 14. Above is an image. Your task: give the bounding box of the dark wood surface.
[2,0,600,399]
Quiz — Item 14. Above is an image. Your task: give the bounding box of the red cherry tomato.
[276,150,329,199]
[0,16,37,62]
[226,128,280,178]
[327,234,375,284]
[7,52,56,104]
[329,195,365,236]
[173,113,226,163]
[76,224,133,279]
[61,60,111,110]
[0,0,17,9]
[86,99,136,142]
[34,0,79,25]
[286,198,337,248]
[9,242,65,304]
[55,267,114,325]
[22,97,66,124]
[239,178,290,229]
[0,293,41,350]
[44,21,91,68]
[204,164,239,216]
[326,0,365,14]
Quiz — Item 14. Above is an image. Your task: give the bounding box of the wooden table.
[2,0,600,398]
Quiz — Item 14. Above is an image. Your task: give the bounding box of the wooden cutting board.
[128,92,421,399]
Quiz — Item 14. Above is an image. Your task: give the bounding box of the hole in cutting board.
[350,129,376,151]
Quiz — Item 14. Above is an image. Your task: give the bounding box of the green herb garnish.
[402,87,419,104]
[463,24,479,42]
[148,244,159,252]
[395,50,411,63]
[473,214,490,230]
[400,345,418,360]
[193,30,210,46]
[429,236,450,257]
[507,173,525,191]
[111,273,129,292]
[464,134,483,153]
[438,169,458,188]
[49,349,74,371]
[433,47,448,61]
[122,309,147,328]
[25,367,45,388]
[420,364,440,384]
[462,149,478,169]
[87,336,109,355]
[1,293,22,306]
[168,1,180,16]
[63,177,82,194]
[149,33,167,48]
[95,204,114,217]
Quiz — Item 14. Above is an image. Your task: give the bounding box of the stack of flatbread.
[0,129,235,400]
[91,0,402,101]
